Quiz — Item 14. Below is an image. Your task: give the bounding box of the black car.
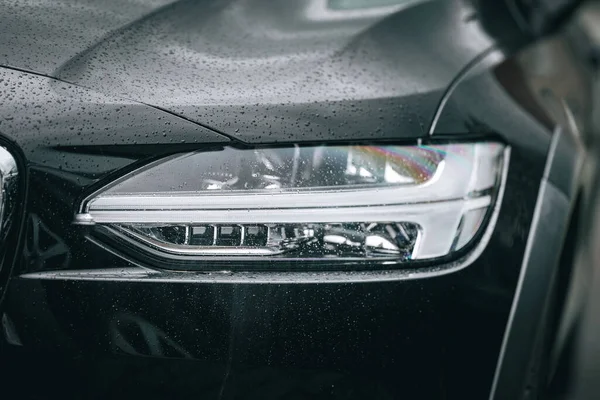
[0,0,598,399]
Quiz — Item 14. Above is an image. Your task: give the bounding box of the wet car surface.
[0,0,592,399]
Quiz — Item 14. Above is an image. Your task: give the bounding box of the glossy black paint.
[1,0,528,144]
[0,0,589,399]
[0,89,537,399]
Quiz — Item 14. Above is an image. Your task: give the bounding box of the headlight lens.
[75,142,507,265]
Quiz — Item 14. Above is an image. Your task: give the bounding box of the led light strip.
[77,196,491,259]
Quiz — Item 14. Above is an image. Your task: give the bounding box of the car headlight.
[74,142,508,267]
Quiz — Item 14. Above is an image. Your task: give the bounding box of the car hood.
[0,0,508,143]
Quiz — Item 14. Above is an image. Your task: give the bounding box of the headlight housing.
[75,141,508,269]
